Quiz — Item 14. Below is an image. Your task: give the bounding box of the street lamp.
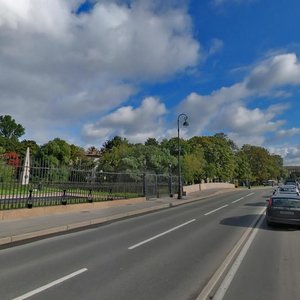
[177,113,189,199]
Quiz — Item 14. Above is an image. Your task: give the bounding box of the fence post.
[156,174,159,198]
[61,189,67,205]
[143,173,146,197]
[87,189,93,203]
[27,189,33,209]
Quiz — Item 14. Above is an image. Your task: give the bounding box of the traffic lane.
[21,191,269,300]
[0,189,268,300]
[1,189,268,300]
[222,218,300,300]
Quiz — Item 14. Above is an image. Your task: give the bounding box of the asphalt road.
[221,206,300,300]
[0,188,288,300]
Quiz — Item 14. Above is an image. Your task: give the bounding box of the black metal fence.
[0,158,178,210]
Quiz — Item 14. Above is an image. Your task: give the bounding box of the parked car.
[266,194,300,226]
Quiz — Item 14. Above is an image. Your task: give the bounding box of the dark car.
[266,194,300,226]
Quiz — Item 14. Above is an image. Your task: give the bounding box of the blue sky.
[1,0,300,165]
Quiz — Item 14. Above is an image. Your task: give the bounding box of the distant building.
[284,166,300,175]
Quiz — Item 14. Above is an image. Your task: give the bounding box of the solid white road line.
[231,197,244,204]
[213,209,265,300]
[12,268,88,300]
[204,205,228,216]
[128,219,196,250]
[196,207,265,300]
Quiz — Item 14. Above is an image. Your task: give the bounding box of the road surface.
[1,188,297,300]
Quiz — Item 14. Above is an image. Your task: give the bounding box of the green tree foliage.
[39,138,71,166]
[102,136,129,152]
[19,140,40,157]
[0,115,25,153]
[98,141,177,175]
[240,144,280,184]
[234,150,253,183]
[143,145,176,174]
[268,154,285,181]
[145,138,159,147]
[98,142,132,172]
[0,158,15,183]
[188,135,235,182]
[182,145,205,184]
[161,137,190,157]
[0,115,25,139]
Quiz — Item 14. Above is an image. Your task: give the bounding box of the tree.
[19,140,40,157]
[98,142,132,172]
[182,145,205,184]
[235,150,253,184]
[241,145,272,184]
[102,136,129,152]
[3,152,20,168]
[0,158,15,183]
[161,137,190,157]
[145,138,159,147]
[39,138,71,166]
[0,115,25,140]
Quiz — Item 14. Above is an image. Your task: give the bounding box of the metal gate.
[144,174,178,199]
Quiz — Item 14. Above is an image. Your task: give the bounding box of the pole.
[177,117,182,199]
[177,113,189,199]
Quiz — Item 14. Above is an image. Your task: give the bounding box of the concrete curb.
[0,189,234,246]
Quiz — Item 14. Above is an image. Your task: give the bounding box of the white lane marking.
[196,207,265,300]
[12,268,88,300]
[231,197,244,204]
[128,219,196,250]
[204,205,228,216]
[213,211,265,300]
[246,192,254,197]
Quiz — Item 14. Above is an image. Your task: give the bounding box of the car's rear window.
[279,187,297,192]
[272,198,300,208]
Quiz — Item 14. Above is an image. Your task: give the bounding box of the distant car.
[266,194,300,226]
[284,179,300,189]
[273,185,300,196]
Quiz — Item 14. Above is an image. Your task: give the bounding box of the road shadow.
[220,214,300,231]
[244,202,267,207]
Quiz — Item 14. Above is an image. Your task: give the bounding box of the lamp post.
[177,113,189,199]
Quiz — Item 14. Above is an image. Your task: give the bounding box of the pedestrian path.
[0,189,232,246]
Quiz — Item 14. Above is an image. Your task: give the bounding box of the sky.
[1,0,300,165]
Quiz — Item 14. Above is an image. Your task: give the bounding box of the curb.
[0,189,235,247]
[0,204,171,246]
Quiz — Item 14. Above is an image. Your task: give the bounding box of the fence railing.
[0,159,178,210]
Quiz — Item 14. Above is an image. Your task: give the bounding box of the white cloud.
[212,0,256,6]
[82,97,167,144]
[208,38,224,56]
[245,53,300,91]
[175,53,300,147]
[215,105,286,146]
[270,146,300,166]
[0,0,199,144]
[276,128,300,138]
[177,83,250,136]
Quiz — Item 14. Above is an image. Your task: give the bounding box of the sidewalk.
[0,188,232,246]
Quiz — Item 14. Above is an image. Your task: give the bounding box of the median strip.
[128,219,196,250]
